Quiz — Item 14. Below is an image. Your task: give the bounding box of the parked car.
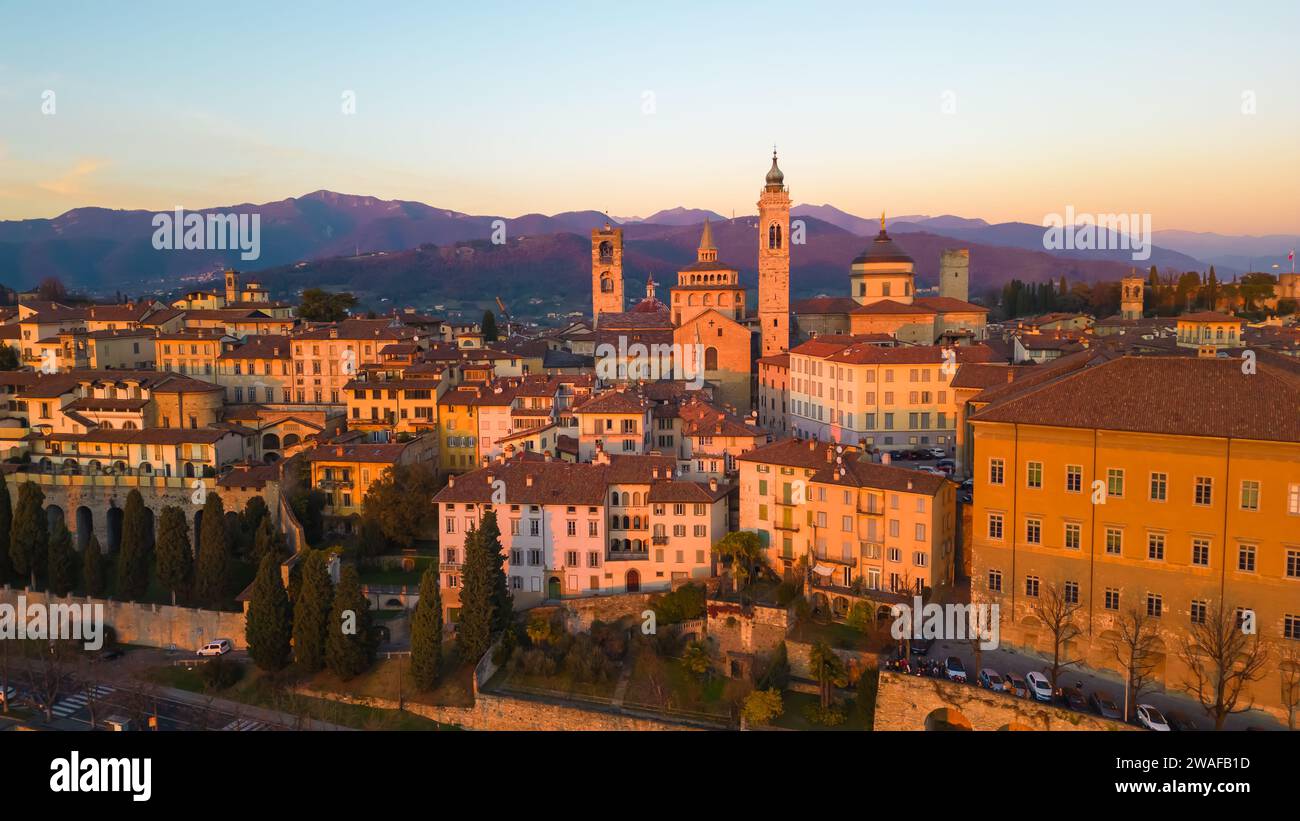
[917,466,945,476]
[1164,710,1198,731]
[91,648,123,663]
[958,491,973,505]
[908,637,934,656]
[1025,671,1053,702]
[944,656,967,682]
[1060,686,1088,711]
[959,478,974,491]
[927,448,946,459]
[936,458,956,470]
[1089,690,1123,720]
[979,668,1005,692]
[197,638,233,657]
[1004,672,1029,698]
[1136,704,1170,731]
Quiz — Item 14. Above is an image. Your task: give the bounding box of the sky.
[1,0,1297,234]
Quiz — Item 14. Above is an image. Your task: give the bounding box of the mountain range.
[1,191,1292,318]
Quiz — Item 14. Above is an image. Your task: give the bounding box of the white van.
[197,638,233,657]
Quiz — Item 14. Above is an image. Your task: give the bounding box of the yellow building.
[157,328,228,378]
[438,385,484,473]
[302,435,434,534]
[736,438,955,605]
[789,335,997,454]
[969,353,1300,721]
[1175,311,1244,349]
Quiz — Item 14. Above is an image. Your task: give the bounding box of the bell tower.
[224,269,239,305]
[1121,271,1144,320]
[757,150,790,357]
[592,224,624,326]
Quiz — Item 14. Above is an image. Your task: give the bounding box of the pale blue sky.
[1,0,1297,232]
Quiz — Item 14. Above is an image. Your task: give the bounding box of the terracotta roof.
[823,343,998,367]
[913,296,989,314]
[850,299,936,316]
[573,390,647,415]
[811,457,949,496]
[218,463,279,489]
[218,335,292,360]
[34,428,237,445]
[738,437,862,469]
[756,353,790,368]
[971,354,1300,443]
[1178,311,1242,323]
[949,363,1030,390]
[302,441,414,464]
[793,297,860,314]
[64,397,149,412]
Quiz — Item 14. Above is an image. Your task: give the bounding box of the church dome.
[852,226,914,265]
[765,151,784,186]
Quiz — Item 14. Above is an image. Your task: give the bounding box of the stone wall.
[786,640,875,683]
[704,600,791,675]
[561,591,655,632]
[298,687,703,731]
[0,585,246,652]
[872,670,1133,731]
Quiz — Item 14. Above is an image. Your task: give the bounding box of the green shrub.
[199,656,244,691]
[804,702,847,726]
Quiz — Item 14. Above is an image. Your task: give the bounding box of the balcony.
[317,478,353,490]
[774,522,801,532]
[652,535,669,545]
[606,551,649,562]
[813,551,856,567]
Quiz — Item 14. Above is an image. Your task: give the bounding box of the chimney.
[448,475,456,487]
[486,473,494,486]
[907,479,913,491]
[807,439,816,452]
[709,477,718,492]
[882,451,892,465]
[652,467,659,479]
[525,474,534,487]
[826,446,834,463]
[1006,369,1014,384]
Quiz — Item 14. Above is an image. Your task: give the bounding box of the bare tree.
[1031,583,1083,690]
[0,640,11,715]
[21,640,75,723]
[1108,607,1161,722]
[1279,644,1300,732]
[1177,603,1270,730]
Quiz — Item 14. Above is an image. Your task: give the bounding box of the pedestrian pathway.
[220,718,269,731]
[51,685,115,718]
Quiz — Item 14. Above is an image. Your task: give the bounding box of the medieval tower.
[591,224,624,326]
[938,248,970,302]
[757,150,790,357]
[1120,272,1144,320]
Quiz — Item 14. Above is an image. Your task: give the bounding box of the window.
[989,459,1004,486]
[1288,550,1300,580]
[987,569,1003,592]
[1066,465,1082,493]
[1026,461,1042,489]
[1192,538,1210,567]
[1290,483,1300,515]
[1025,518,1041,545]
[1194,476,1213,506]
[1147,533,1165,561]
[987,513,1003,540]
[1105,528,1122,556]
[1025,576,1040,597]
[1146,593,1163,618]
[1240,480,1260,511]
[1104,588,1120,611]
[1190,600,1207,625]
[1064,580,1079,605]
[1286,614,1299,641]
[1149,472,1167,501]
[1107,469,1124,498]
[1238,543,1256,572]
[1064,522,1081,550]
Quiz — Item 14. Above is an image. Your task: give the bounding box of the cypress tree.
[457,524,495,664]
[115,489,151,601]
[325,565,374,680]
[0,478,13,585]
[47,519,76,596]
[252,516,286,565]
[154,506,192,606]
[478,510,513,632]
[409,562,443,690]
[9,481,46,590]
[246,553,292,672]
[194,492,229,607]
[292,550,333,672]
[82,534,106,597]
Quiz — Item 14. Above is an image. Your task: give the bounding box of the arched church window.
[769,223,782,249]
[705,347,719,370]
[600,273,614,293]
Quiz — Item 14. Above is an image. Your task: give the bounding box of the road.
[914,637,1286,731]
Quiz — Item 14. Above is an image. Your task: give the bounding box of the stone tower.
[938,249,969,302]
[1120,273,1144,320]
[757,150,790,357]
[591,224,624,326]
[224,269,239,304]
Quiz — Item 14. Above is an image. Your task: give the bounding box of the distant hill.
[0,191,1255,313]
[247,214,1141,319]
